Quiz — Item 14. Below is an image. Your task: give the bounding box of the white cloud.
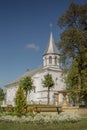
[26,43,40,51]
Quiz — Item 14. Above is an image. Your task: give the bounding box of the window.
[45,57,47,65]
[55,56,57,65]
[49,56,52,64]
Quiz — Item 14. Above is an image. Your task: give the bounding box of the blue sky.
[0,0,86,88]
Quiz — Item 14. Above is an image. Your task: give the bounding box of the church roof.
[6,67,43,87]
[43,32,58,55]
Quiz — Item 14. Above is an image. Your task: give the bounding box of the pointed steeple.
[44,32,58,55]
[43,32,60,68]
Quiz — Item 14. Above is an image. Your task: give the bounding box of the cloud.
[26,43,40,51]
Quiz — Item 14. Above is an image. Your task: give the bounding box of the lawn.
[0,118,87,130]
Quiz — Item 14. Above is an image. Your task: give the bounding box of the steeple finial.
[43,32,58,55]
[49,23,53,32]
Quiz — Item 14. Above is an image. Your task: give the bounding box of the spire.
[44,32,58,55]
[43,32,60,68]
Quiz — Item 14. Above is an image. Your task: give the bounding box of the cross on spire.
[49,23,53,32]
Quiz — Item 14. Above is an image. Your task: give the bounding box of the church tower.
[43,32,60,69]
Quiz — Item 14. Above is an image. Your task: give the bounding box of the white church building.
[6,32,66,106]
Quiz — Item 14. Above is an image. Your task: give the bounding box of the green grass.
[0,118,87,130]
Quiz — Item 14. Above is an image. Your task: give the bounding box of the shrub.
[21,116,33,123]
[44,115,51,123]
[15,86,27,116]
[58,112,80,122]
[0,106,3,113]
[50,114,59,123]
[0,112,80,124]
[34,113,44,124]
[6,105,14,112]
[27,106,34,113]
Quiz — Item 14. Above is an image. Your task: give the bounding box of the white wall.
[6,68,66,105]
[6,85,18,106]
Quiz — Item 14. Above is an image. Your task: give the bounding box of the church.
[6,32,66,106]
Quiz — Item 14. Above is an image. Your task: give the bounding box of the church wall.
[46,70,65,104]
[6,85,18,106]
[6,68,66,105]
[26,69,66,104]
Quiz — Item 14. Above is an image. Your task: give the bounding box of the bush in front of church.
[0,112,80,123]
[15,85,27,116]
[6,105,14,112]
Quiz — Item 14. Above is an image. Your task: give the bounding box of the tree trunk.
[47,88,50,104]
[25,91,28,112]
[25,91,28,100]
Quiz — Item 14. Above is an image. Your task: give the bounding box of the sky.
[0,0,87,88]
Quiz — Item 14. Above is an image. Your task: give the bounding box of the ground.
[0,118,87,130]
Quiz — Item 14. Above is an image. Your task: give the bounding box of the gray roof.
[44,32,58,55]
[6,67,43,86]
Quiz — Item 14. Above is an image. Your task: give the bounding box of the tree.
[20,76,34,101]
[58,2,87,31]
[0,88,5,101]
[15,85,27,116]
[66,60,80,105]
[57,2,87,104]
[42,73,54,104]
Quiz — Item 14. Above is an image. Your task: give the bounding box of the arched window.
[55,56,57,65]
[45,57,47,65]
[49,56,52,64]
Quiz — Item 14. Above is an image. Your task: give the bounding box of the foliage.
[27,106,34,113]
[6,105,14,112]
[0,106,3,113]
[1,112,87,130]
[58,2,87,30]
[15,85,27,116]
[42,73,54,104]
[0,112,80,124]
[57,2,87,104]
[20,76,34,99]
[34,113,44,124]
[0,87,5,101]
[58,112,80,122]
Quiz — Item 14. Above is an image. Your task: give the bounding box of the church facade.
[6,33,66,106]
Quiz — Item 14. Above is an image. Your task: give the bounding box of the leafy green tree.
[66,60,78,90]
[66,60,80,104]
[20,76,34,101]
[57,2,87,104]
[0,88,5,101]
[15,85,27,116]
[42,73,54,104]
[58,2,87,31]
